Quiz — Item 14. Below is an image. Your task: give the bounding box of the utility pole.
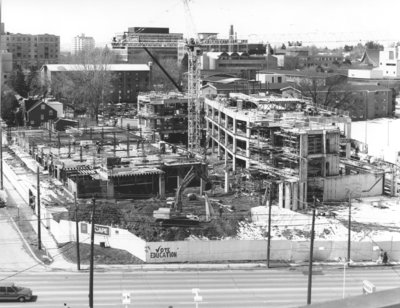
[347,194,351,263]
[89,196,96,308]
[267,182,273,268]
[74,192,81,271]
[113,132,116,156]
[307,196,316,305]
[127,124,130,157]
[0,0,3,191]
[37,166,41,250]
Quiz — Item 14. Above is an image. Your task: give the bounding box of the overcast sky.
[3,0,400,51]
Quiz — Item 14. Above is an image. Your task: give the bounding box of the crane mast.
[186,38,202,154]
[182,0,203,154]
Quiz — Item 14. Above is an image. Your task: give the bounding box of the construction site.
[6,85,399,244]
[5,12,400,246]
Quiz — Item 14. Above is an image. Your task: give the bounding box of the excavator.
[173,164,212,213]
[153,164,213,226]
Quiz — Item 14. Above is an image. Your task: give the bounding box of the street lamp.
[339,257,349,299]
[192,288,202,308]
[306,196,317,305]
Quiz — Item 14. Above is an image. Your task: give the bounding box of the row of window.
[9,48,57,53]
[14,53,58,59]
[5,36,58,42]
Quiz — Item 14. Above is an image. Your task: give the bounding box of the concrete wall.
[50,219,147,261]
[348,69,383,79]
[145,239,400,263]
[322,173,383,201]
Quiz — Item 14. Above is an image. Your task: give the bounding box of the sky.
[2,0,400,51]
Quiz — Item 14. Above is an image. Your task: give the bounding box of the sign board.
[192,288,202,302]
[122,291,131,304]
[362,280,376,294]
[94,224,110,236]
[80,140,93,146]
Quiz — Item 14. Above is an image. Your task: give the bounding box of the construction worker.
[383,251,388,265]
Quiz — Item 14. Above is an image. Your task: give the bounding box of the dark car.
[0,200,5,208]
[0,282,33,302]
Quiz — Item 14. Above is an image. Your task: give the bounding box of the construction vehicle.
[173,164,212,213]
[153,164,213,225]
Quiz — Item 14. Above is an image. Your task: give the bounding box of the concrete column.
[158,173,165,199]
[211,124,215,153]
[246,120,251,165]
[285,182,292,210]
[245,158,250,169]
[292,182,299,210]
[232,156,236,172]
[246,139,250,159]
[177,172,184,188]
[224,170,229,193]
[233,117,237,134]
[107,179,115,199]
[200,178,205,195]
[278,182,284,208]
[299,181,306,209]
[246,120,251,138]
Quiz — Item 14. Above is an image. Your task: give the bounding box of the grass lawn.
[13,212,52,265]
[60,242,144,265]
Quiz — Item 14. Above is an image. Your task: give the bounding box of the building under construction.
[204,93,386,209]
[137,92,189,144]
[12,125,207,200]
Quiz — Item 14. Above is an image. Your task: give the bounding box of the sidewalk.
[4,146,76,271]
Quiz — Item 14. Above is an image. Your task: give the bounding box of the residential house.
[25,100,58,127]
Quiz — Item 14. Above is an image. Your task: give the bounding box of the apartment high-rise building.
[73,33,95,55]
[0,32,60,69]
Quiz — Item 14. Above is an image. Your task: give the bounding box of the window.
[6,287,16,294]
[49,110,53,116]
[81,223,88,233]
[41,104,45,110]
[0,287,6,293]
[40,115,44,120]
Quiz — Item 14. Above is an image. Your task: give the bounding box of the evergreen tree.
[1,86,19,126]
[9,67,28,97]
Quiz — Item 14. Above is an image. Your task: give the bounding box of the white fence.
[145,239,399,263]
[49,219,147,261]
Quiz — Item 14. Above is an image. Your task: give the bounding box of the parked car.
[0,282,33,302]
[0,200,5,208]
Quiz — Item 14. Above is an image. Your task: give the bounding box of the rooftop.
[258,69,346,78]
[42,64,150,72]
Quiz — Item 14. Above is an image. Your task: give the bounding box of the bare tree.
[50,48,114,123]
[295,73,348,109]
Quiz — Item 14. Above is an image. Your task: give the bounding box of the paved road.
[0,176,42,271]
[0,266,399,307]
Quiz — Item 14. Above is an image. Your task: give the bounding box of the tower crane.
[112,1,204,155]
[182,0,203,154]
